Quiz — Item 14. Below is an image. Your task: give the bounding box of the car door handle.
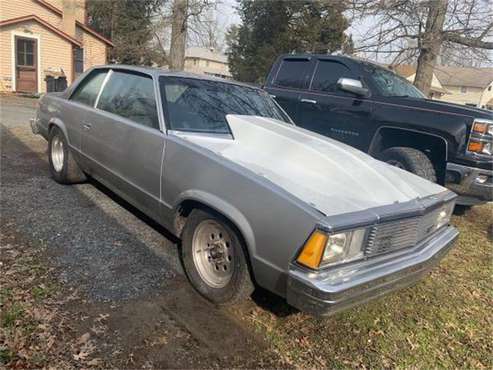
[300,98,317,104]
[83,123,92,130]
[269,94,276,99]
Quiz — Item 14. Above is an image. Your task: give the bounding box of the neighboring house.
[433,66,493,110]
[184,47,231,79]
[389,64,449,99]
[0,0,113,94]
[392,64,493,110]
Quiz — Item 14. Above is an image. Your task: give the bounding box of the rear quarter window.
[70,69,107,107]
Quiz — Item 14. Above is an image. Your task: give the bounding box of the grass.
[1,203,491,368]
[0,229,75,368]
[242,204,493,368]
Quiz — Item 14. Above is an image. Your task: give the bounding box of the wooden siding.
[0,21,73,93]
[0,0,62,28]
[75,26,107,70]
[0,0,108,93]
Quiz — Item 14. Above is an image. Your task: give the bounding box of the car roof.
[278,53,385,69]
[91,64,260,90]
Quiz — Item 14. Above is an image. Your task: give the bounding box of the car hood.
[175,115,448,217]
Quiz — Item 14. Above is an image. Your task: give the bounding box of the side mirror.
[337,78,369,97]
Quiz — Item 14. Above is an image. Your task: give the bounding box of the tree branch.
[444,33,493,49]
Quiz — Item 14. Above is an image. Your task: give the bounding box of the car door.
[264,57,313,123]
[61,69,108,164]
[296,58,373,150]
[82,69,165,220]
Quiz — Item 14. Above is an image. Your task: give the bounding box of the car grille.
[364,207,443,257]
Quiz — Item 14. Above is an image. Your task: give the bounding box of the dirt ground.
[1,95,492,368]
[0,97,285,368]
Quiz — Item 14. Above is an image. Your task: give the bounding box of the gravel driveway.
[0,95,282,368]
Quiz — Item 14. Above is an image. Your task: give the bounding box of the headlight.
[468,119,493,156]
[296,229,366,269]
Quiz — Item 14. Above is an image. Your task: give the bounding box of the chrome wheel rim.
[387,159,405,170]
[51,135,64,172]
[192,220,234,288]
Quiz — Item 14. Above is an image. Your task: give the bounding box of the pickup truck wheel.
[48,126,86,184]
[379,147,437,183]
[181,209,254,304]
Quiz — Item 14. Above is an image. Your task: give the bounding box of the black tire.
[181,209,254,304]
[378,147,437,182]
[453,204,471,216]
[48,126,86,184]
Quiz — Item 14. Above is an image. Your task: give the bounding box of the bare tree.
[351,0,493,96]
[167,0,219,70]
[188,9,222,50]
[169,0,188,70]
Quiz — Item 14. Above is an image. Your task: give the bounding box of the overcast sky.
[214,0,390,62]
[214,0,493,66]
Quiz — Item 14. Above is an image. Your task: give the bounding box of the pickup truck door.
[296,59,373,150]
[264,57,313,123]
[81,70,164,221]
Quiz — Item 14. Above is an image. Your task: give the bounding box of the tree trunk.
[169,0,187,70]
[414,0,448,97]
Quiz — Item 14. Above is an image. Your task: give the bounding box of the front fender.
[174,190,256,258]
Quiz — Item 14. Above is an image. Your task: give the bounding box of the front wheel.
[181,209,254,304]
[378,147,437,183]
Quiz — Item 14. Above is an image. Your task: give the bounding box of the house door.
[15,36,37,93]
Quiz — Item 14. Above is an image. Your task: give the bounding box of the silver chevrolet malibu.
[31,65,459,316]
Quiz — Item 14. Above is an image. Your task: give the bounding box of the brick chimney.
[61,0,77,37]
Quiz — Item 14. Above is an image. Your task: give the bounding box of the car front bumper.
[286,225,459,316]
[446,162,493,205]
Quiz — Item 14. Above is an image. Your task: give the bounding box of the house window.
[460,86,467,93]
[488,86,492,91]
[16,38,35,66]
[73,47,84,77]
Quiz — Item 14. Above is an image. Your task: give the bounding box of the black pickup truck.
[264,54,493,207]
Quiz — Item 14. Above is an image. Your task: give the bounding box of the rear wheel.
[379,147,437,183]
[48,126,86,184]
[181,209,254,304]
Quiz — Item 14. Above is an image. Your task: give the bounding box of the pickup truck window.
[311,60,353,93]
[369,67,425,98]
[70,70,107,107]
[97,71,159,130]
[274,59,310,89]
[160,77,290,134]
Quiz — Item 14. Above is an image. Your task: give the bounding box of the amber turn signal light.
[297,231,328,269]
[468,141,484,153]
[472,122,488,134]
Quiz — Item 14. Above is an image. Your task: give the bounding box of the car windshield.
[368,66,425,98]
[160,76,292,134]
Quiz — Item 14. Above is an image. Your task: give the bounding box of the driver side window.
[310,60,355,96]
[97,71,159,130]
